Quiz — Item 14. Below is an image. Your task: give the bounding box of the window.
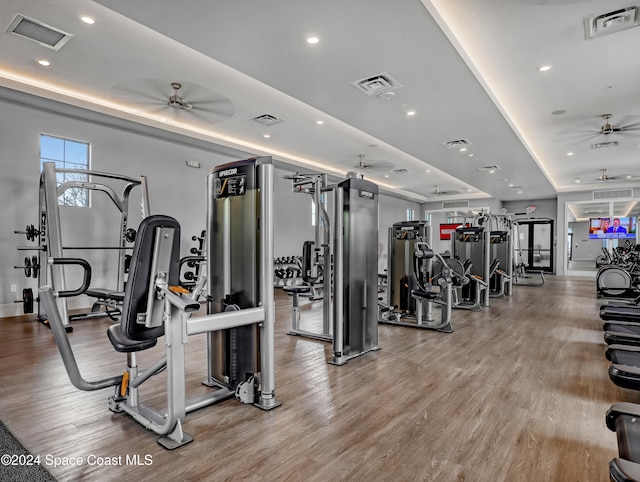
[40,134,90,207]
[406,208,414,221]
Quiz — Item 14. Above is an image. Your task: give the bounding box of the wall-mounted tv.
[588,217,637,240]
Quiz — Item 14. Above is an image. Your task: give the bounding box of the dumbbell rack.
[274,256,303,287]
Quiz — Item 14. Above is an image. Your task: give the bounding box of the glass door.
[515,219,554,272]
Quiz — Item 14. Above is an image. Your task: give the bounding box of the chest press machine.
[40,157,280,449]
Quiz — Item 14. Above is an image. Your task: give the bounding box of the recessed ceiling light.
[316,120,324,125]
[567,152,574,156]
[306,35,319,45]
[575,179,581,183]
[626,175,632,179]
[467,153,474,158]
[538,65,552,72]
[405,109,416,116]
[488,170,495,174]
[80,16,95,25]
[425,169,431,173]
[508,183,514,187]
[37,59,50,66]
[384,174,389,178]
[459,147,467,152]
[263,134,271,138]
[517,190,523,194]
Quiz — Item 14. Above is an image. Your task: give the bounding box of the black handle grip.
[51,258,92,298]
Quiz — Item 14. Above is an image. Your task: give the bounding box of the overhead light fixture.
[306,35,319,44]
[575,179,581,183]
[80,16,95,25]
[315,120,324,125]
[405,109,416,116]
[263,134,271,138]
[538,65,552,72]
[459,147,467,152]
[567,152,574,156]
[37,59,50,66]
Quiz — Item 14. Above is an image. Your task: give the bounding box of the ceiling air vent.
[392,168,410,174]
[351,72,403,97]
[442,200,469,209]
[593,189,633,200]
[252,114,284,126]
[7,14,73,50]
[585,5,640,39]
[592,141,619,149]
[478,165,500,171]
[443,139,473,149]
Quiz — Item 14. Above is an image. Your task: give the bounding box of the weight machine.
[451,214,492,310]
[17,161,151,330]
[283,172,381,364]
[379,221,453,332]
[488,214,513,297]
[41,156,280,448]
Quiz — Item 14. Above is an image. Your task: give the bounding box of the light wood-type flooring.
[0,276,636,481]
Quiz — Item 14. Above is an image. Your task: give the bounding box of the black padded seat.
[489,258,500,276]
[412,289,439,300]
[107,215,181,353]
[283,285,311,295]
[85,288,125,302]
[107,324,157,353]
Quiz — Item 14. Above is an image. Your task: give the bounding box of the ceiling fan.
[352,155,394,172]
[553,113,640,146]
[594,168,637,182]
[430,185,460,196]
[168,83,192,110]
[111,79,235,124]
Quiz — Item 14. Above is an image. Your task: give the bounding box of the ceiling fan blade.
[189,99,236,116]
[353,160,395,171]
[613,115,640,131]
[111,78,169,103]
[553,130,602,146]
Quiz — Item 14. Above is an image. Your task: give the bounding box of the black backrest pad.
[120,215,181,341]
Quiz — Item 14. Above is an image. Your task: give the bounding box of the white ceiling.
[2,0,640,203]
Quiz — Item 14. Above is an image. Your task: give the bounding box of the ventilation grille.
[392,168,410,174]
[585,5,640,39]
[7,15,73,50]
[478,165,501,171]
[443,139,473,149]
[351,73,403,97]
[252,114,284,126]
[592,141,619,149]
[442,200,469,209]
[593,188,633,200]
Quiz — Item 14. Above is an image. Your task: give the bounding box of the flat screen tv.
[588,216,636,240]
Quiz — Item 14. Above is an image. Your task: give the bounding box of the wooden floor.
[0,276,636,481]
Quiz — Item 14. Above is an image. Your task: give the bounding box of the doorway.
[514,219,554,272]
